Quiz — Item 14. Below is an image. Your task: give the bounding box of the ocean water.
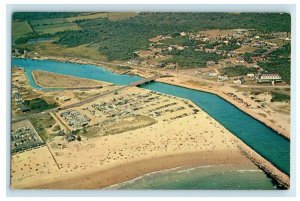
[12,58,290,178]
[106,165,276,190]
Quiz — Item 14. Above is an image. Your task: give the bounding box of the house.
[218,75,229,82]
[255,73,282,83]
[206,61,216,66]
[66,134,76,142]
[250,56,263,62]
[227,51,236,57]
[205,48,216,53]
[216,50,223,55]
[155,63,166,68]
[233,77,245,85]
[180,32,187,36]
[57,130,65,136]
[208,72,218,77]
[58,96,71,102]
[127,59,140,65]
[252,64,262,70]
[247,73,255,78]
[235,57,244,63]
[177,46,185,50]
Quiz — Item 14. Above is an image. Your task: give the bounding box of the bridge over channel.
[12,75,160,123]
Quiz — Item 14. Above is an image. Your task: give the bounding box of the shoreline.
[13,56,290,140]
[14,151,261,189]
[12,56,290,189]
[156,78,290,141]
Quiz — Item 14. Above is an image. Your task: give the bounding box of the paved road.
[43,86,104,91]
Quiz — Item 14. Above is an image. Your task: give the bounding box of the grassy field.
[65,12,108,22]
[220,65,256,76]
[29,12,136,27]
[234,45,257,54]
[30,18,69,27]
[19,41,107,61]
[12,21,33,39]
[107,12,138,20]
[33,22,81,34]
[267,38,290,47]
[28,12,137,35]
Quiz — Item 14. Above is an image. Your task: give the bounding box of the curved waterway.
[12,58,290,177]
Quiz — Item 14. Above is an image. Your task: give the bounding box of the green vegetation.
[258,43,291,84]
[23,98,58,113]
[166,48,222,68]
[12,21,33,40]
[13,12,291,71]
[52,125,61,132]
[204,41,219,49]
[220,65,256,76]
[13,12,82,21]
[33,22,81,34]
[217,39,240,51]
[243,52,254,63]
[52,12,290,61]
[253,48,268,55]
[30,113,56,142]
[14,32,52,45]
[271,92,290,102]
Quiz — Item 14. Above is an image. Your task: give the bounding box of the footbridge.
[128,75,160,87]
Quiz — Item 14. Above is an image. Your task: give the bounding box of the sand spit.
[31,70,111,89]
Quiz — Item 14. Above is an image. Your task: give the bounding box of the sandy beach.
[11,57,290,189]
[11,91,262,189]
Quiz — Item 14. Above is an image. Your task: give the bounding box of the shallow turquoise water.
[107,165,275,190]
[12,58,290,176]
[12,58,141,90]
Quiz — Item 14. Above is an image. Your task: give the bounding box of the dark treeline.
[165,48,222,68]
[53,12,290,61]
[13,12,82,21]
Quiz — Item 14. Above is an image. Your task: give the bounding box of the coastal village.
[10,12,291,190]
[13,28,290,87]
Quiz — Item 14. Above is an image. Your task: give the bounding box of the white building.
[256,73,282,83]
[247,73,255,78]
